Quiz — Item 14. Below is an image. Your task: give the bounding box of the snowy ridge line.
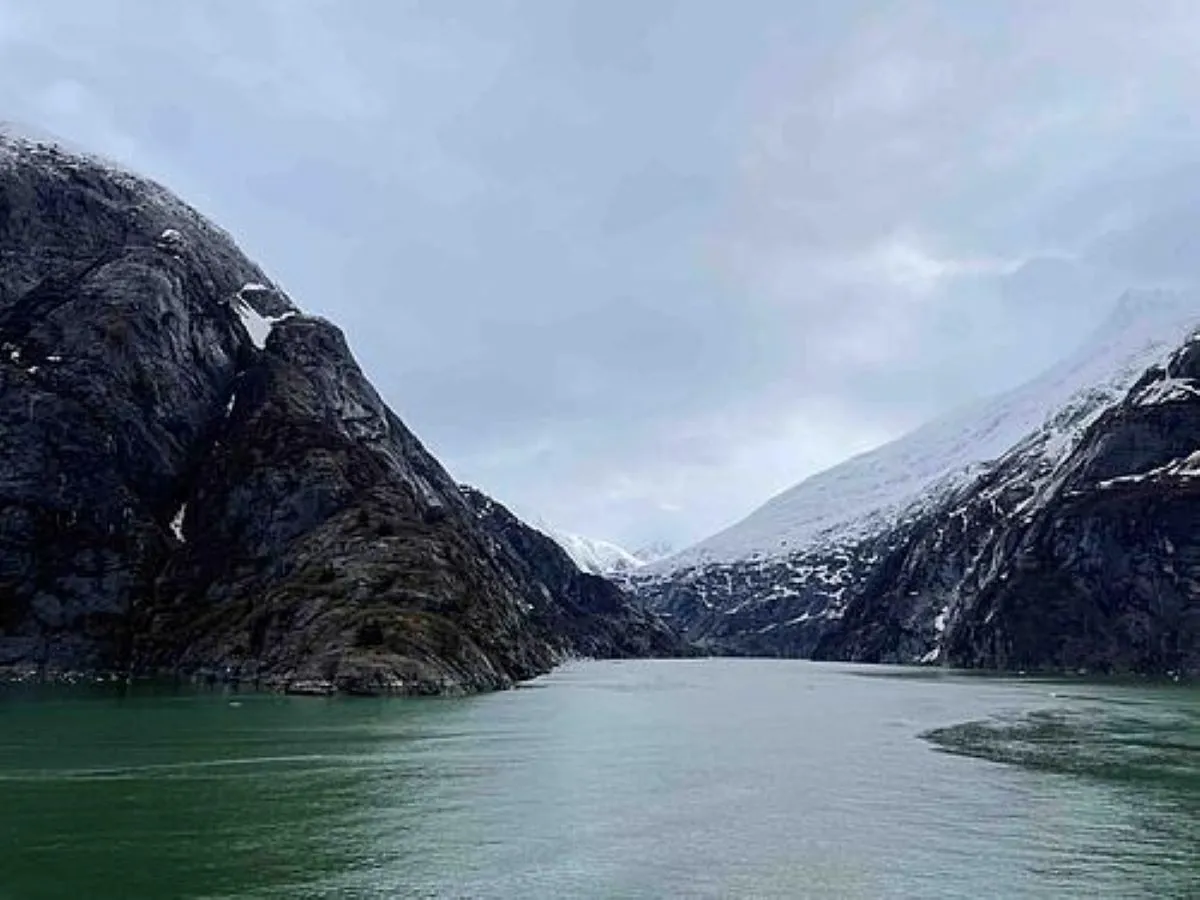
[645,288,1200,575]
[541,528,647,576]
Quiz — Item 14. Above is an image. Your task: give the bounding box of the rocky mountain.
[462,489,681,658]
[636,291,1200,675]
[0,131,680,694]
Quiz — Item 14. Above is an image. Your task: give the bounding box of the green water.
[0,660,1196,899]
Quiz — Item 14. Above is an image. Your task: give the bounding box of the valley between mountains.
[1,130,1196,693]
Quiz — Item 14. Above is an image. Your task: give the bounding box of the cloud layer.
[5,0,1200,547]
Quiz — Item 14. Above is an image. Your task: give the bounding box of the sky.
[4,1,1200,550]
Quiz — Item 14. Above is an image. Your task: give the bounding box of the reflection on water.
[1,662,1197,899]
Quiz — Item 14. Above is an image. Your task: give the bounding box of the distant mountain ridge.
[544,530,646,575]
[535,527,676,577]
[648,288,1200,574]
[637,289,1200,675]
[461,488,681,659]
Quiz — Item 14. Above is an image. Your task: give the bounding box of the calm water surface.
[1,660,1196,899]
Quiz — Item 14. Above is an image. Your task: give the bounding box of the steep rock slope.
[0,132,676,692]
[938,335,1200,673]
[137,315,570,694]
[819,330,1200,675]
[462,488,682,658]
[637,292,1200,673]
[0,134,278,670]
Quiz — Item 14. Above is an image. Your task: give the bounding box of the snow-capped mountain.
[526,528,674,577]
[633,541,675,565]
[647,289,1200,575]
[636,289,1200,673]
[543,530,647,576]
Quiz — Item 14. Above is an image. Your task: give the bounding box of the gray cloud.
[4,0,1200,548]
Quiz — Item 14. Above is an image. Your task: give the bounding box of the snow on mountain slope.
[455,489,651,578]
[0,121,88,156]
[633,541,675,565]
[648,289,1200,574]
[545,530,647,576]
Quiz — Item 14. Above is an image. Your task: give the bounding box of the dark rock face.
[635,549,883,659]
[136,316,570,695]
[938,339,1200,675]
[460,487,683,660]
[0,138,268,670]
[0,134,679,693]
[639,332,1200,677]
[807,338,1200,676]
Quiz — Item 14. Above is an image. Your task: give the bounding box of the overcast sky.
[5,1,1200,549]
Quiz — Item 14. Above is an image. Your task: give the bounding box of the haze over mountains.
[650,289,1200,572]
[636,290,1200,674]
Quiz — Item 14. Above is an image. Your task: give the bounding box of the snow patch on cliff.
[1097,449,1200,488]
[233,284,297,350]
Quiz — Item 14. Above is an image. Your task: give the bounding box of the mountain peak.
[544,530,646,576]
[0,122,124,174]
[647,287,1200,573]
[0,134,680,692]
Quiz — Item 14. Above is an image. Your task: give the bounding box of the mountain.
[532,522,674,577]
[461,489,681,657]
[542,529,647,576]
[633,541,675,564]
[637,291,1200,674]
[826,326,1200,675]
[0,130,680,694]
